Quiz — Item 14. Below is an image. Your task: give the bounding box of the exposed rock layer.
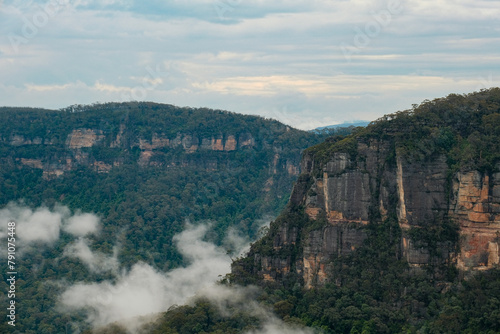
[245,137,500,287]
[6,129,299,179]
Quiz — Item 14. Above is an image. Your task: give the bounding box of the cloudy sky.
[0,0,499,129]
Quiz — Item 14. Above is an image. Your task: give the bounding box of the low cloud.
[0,204,64,245]
[64,212,100,236]
[246,321,316,334]
[60,262,171,332]
[59,223,244,331]
[0,202,100,250]
[196,285,316,334]
[59,222,315,334]
[1,203,311,333]
[63,238,119,274]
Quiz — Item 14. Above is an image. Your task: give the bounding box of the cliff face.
[246,140,500,288]
[0,103,311,181]
[239,91,500,288]
[8,129,269,177]
[452,170,500,269]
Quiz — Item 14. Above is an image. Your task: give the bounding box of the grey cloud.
[2,0,498,130]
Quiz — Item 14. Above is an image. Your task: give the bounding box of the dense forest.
[0,102,346,333]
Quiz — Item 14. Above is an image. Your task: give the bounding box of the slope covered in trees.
[135,89,500,334]
[0,102,340,333]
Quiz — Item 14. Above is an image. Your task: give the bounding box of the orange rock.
[305,207,321,220]
[67,129,104,149]
[468,212,491,223]
[212,138,224,151]
[224,135,237,151]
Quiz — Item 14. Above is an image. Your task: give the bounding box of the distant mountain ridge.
[313,120,370,131]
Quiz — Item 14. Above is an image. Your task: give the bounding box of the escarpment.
[0,103,314,181]
[6,128,268,176]
[235,89,500,288]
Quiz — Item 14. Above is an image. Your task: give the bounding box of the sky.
[0,0,499,130]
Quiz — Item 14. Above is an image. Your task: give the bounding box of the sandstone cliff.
[1,103,315,181]
[237,91,500,288]
[8,128,302,180]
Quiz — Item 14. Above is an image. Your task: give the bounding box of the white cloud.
[63,238,119,273]
[246,321,315,334]
[0,202,100,249]
[60,262,169,332]
[195,285,316,334]
[59,223,241,331]
[59,222,316,334]
[63,212,100,236]
[0,203,67,246]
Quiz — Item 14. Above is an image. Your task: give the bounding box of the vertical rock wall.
[244,137,500,287]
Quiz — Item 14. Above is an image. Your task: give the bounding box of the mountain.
[229,88,500,332]
[0,102,334,333]
[91,89,500,334]
[3,89,500,334]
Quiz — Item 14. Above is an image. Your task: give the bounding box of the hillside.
[230,88,500,332]
[90,89,500,334]
[0,102,330,333]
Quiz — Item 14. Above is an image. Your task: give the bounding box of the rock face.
[452,171,500,269]
[242,135,500,288]
[67,129,105,149]
[300,224,368,288]
[1,106,310,182]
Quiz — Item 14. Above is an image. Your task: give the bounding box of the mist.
[0,202,100,250]
[59,223,246,331]
[196,285,317,334]
[63,238,120,274]
[59,222,315,333]
[0,202,312,333]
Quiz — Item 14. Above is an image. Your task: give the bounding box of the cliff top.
[306,88,500,173]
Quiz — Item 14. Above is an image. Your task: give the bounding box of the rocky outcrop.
[300,224,367,288]
[136,133,253,153]
[10,135,44,146]
[7,127,266,177]
[451,170,500,270]
[242,135,500,288]
[396,155,450,227]
[5,119,307,186]
[66,129,105,149]
[20,158,43,169]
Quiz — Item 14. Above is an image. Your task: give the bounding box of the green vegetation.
[368,89,500,171]
[128,214,500,334]
[305,134,359,166]
[0,102,333,333]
